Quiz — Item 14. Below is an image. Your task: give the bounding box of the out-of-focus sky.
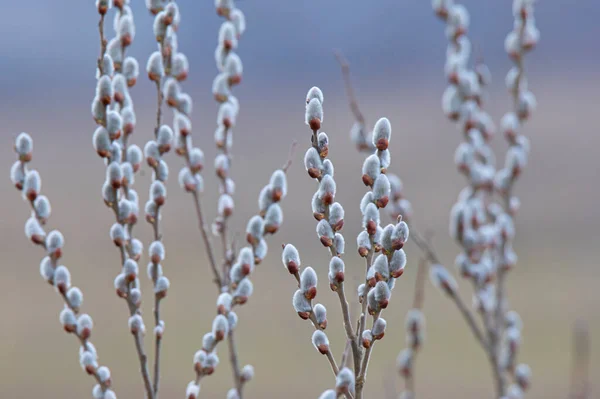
[1,1,599,398]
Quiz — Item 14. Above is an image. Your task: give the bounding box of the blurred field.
[2,0,600,397]
[1,73,599,398]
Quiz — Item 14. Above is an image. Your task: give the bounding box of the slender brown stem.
[355,313,380,399]
[333,50,365,125]
[133,330,155,399]
[97,14,107,75]
[227,331,244,398]
[568,320,590,399]
[337,287,361,374]
[190,190,222,289]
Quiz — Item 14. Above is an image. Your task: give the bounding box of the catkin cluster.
[430,0,538,397]
[12,133,115,399]
[283,88,410,399]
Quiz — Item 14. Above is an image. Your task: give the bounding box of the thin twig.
[410,229,488,349]
[568,320,591,399]
[190,190,222,289]
[333,50,365,125]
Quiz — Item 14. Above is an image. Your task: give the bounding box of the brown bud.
[376,196,389,208]
[320,236,333,247]
[362,337,371,349]
[358,247,369,257]
[297,311,310,320]
[321,193,334,206]
[121,34,132,47]
[375,138,388,151]
[366,220,377,235]
[362,174,374,187]
[390,269,404,278]
[331,219,344,232]
[309,118,321,131]
[271,188,283,202]
[316,344,329,355]
[177,71,188,82]
[286,261,299,275]
[85,364,96,375]
[26,189,38,202]
[313,212,325,221]
[64,324,76,334]
[228,75,241,86]
[304,287,317,300]
[307,167,322,179]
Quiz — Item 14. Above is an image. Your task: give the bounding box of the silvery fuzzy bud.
[372,117,391,151]
[214,154,230,179]
[54,265,71,294]
[366,265,377,288]
[318,175,336,205]
[93,127,111,158]
[264,203,283,234]
[117,14,135,46]
[174,112,192,138]
[240,364,254,382]
[144,141,161,169]
[32,195,51,224]
[313,303,327,329]
[306,86,324,105]
[202,332,217,352]
[204,352,220,374]
[380,224,394,254]
[229,264,245,285]
[333,233,345,256]
[153,160,169,182]
[335,367,355,395]
[378,149,391,169]
[145,200,159,224]
[60,307,77,333]
[362,203,380,235]
[328,257,345,290]
[517,91,537,120]
[515,363,531,390]
[322,159,334,177]
[389,249,407,278]
[212,314,229,341]
[229,7,245,36]
[120,162,135,186]
[505,310,522,330]
[360,192,374,215]
[96,75,113,106]
[171,53,189,81]
[373,174,391,208]
[147,51,164,82]
[147,262,164,282]
[397,348,413,377]
[156,125,173,154]
[319,390,337,399]
[312,192,326,220]
[66,286,84,311]
[121,57,139,87]
[217,292,233,314]
[22,170,41,201]
[39,256,54,283]
[304,147,323,179]
[245,215,264,246]
[254,239,268,265]
[357,230,371,257]
[150,180,166,206]
[154,276,171,299]
[372,317,387,340]
[305,98,323,131]
[227,389,240,399]
[217,102,237,129]
[224,53,243,85]
[373,254,390,282]
[300,266,318,300]
[282,243,300,274]
[178,93,193,116]
[217,194,234,218]
[118,199,134,224]
[106,110,122,141]
[359,330,373,349]
[442,85,461,120]
[122,259,138,283]
[233,278,253,304]
[373,280,391,310]
[80,349,98,374]
[236,247,254,274]
[391,221,409,250]
[315,132,329,159]
[316,219,334,247]
[405,309,425,348]
[227,311,238,331]
[129,288,142,308]
[219,21,238,49]
[429,265,458,296]
[15,132,33,162]
[178,167,203,193]
[362,154,381,186]
[506,384,524,399]
[76,314,94,340]
[269,169,287,201]
[114,273,128,298]
[357,284,366,303]
[97,366,111,386]
[212,73,230,102]
[10,161,25,190]
[311,330,330,354]
[293,289,312,320]
[188,147,204,173]
[128,314,145,335]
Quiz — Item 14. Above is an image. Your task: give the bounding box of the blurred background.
[1,0,598,398]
